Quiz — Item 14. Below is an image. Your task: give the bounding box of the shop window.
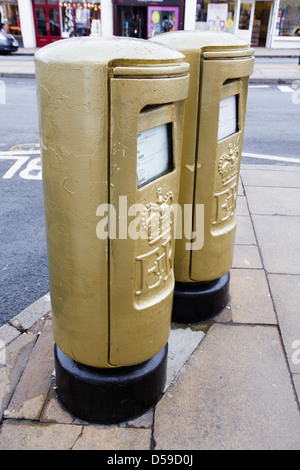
[36,7,47,36]
[0,0,21,37]
[119,6,147,39]
[195,0,235,33]
[148,7,179,38]
[49,6,60,36]
[238,2,252,29]
[60,1,101,38]
[275,0,300,36]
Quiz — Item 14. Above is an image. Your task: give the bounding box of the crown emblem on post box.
[218,143,240,185]
[140,188,174,245]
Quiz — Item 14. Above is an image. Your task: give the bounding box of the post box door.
[190,52,254,281]
[173,49,201,283]
[109,66,189,366]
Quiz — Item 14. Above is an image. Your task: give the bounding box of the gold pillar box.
[151,31,254,322]
[35,36,189,423]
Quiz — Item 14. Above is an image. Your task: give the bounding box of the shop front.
[272,0,300,47]
[112,0,185,39]
[5,0,298,49]
[195,0,299,47]
[237,0,273,45]
[32,0,101,47]
[0,0,23,45]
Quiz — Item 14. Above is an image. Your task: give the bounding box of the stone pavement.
[0,163,299,450]
[251,61,300,84]
[0,46,299,84]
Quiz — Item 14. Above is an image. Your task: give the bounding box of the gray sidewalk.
[251,48,300,83]
[0,163,299,450]
[1,46,300,83]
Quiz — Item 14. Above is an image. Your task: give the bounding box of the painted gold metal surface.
[35,36,189,368]
[109,75,188,366]
[151,31,254,282]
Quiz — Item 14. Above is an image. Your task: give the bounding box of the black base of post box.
[172,271,230,323]
[54,342,168,425]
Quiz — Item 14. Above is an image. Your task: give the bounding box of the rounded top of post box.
[150,30,251,52]
[35,35,185,66]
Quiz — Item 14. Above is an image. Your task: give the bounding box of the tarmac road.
[243,83,300,164]
[0,78,48,326]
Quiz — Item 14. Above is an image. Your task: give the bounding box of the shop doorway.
[117,6,147,39]
[33,0,61,48]
[251,1,272,46]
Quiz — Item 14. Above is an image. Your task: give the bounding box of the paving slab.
[0,323,20,346]
[253,48,300,57]
[245,186,300,216]
[0,332,37,420]
[238,177,244,196]
[241,164,300,172]
[293,375,300,404]
[229,268,277,324]
[236,196,250,216]
[241,167,300,188]
[232,244,263,269]
[154,323,300,450]
[252,215,300,274]
[250,63,300,84]
[0,421,83,450]
[165,327,205,391]
[0,60,35,78]
[72,426,152,450]
[235,215,257,245]
[40,382,78,425]
[268,274,300,375]
[5,319,54,420]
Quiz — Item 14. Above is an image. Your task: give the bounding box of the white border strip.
[249,85,270,89]
[0,150,40,156]
[242,152,300,164]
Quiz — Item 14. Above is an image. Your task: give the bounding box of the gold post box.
[151,31,254,322]
[35,36,189,423]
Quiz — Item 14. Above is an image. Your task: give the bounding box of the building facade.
[0,0,299,48]
[195,0,300,48]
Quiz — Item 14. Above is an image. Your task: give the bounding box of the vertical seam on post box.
[189,51,203,280]
[107,64,113,366]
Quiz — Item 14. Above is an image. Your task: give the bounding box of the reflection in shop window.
[275,0,300,37]
[238,3,252,30]
[60,1,101,38]
[207,3,228,31]
[120,7,147,39]
[36,7,47,36]
[148,7,178,38]
[0,0,21,38]
[49,7,60,36]
[195,0,235,33]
